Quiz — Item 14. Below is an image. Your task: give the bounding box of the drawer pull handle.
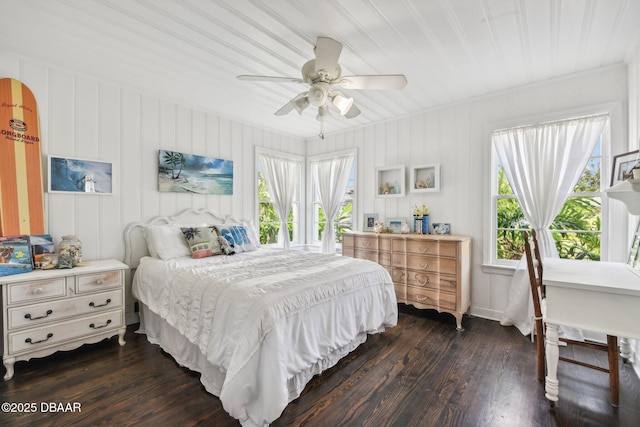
[89,298,112,308]
[416,295,431,302]
[416,274,430,286]
[25,309,53,320]
[33,287,44,295]
[90,319,112,329]
[25,333,53,345]
[361,242,370,248]
[96,279,104,285]
[417,262,428,269]
[417,247,428,254]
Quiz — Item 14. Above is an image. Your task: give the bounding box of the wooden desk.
[542,258,640,404]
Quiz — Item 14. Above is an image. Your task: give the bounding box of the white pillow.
[142,225,190,260]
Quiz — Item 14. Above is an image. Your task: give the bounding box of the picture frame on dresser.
[386,217,406,234]
[410,164,440,193]
[375,165,405,197]
[363,213,379,232]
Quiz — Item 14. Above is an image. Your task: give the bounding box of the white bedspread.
[132,248,397,426]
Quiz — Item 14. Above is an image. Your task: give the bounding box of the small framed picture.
[48,155,113,194]
[363,213,379,232]
[611,150,640,187]
[431,223,451,235]
[0,235,33,277]
[386,217,406,234]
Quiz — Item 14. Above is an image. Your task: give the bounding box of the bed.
[123,208,397,426]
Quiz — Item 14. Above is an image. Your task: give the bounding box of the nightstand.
[1,259,127,380]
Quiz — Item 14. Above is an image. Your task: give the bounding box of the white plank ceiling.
[2,0,640,139]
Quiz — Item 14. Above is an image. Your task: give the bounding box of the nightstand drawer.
[7,289,123,330]
[77,270,122,293]
[9,309,123,354]
[7,278,66,305]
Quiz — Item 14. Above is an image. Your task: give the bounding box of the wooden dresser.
[343,232,471,330]
[1,259,127,380]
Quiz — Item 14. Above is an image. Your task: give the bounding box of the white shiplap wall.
[0,50,305,320]
[626,44,640,377]
[307,64,630,323]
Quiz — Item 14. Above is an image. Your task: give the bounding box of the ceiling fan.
[237,37,407,135]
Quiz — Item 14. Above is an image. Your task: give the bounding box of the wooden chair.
[522,229,620,406]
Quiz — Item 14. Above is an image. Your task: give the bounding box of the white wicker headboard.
[122,207,245,269]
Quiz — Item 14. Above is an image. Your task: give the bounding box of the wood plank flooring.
[1,305,639,427]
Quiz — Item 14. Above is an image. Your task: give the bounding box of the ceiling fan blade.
[338,74,407,90]
[344,103,361,119]
[237,75,303,83]
[274,92,309,116]
[314,37,342,74]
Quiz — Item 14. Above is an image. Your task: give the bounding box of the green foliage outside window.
[316,203,353,243]
[258,171,294,245]
[496,163,601,261]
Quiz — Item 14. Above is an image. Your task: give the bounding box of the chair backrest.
[523,230,544,321]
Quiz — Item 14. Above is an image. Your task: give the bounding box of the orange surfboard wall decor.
[0,78,45,236]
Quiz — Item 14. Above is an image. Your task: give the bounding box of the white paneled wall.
[626,45,640,377]
[0,50,634,339]
[308,64,629,322]
[0,51,305,321]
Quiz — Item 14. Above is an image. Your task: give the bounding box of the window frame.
[306,148,357,250]
[483,106,619,273]
[255,147,304,247]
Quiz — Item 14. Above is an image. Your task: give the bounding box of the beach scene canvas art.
[49,156,112,194]
[158,150,233,195]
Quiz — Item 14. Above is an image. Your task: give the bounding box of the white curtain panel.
[258,154,301,249]
[311,155,354,254]
[495,114,608,336]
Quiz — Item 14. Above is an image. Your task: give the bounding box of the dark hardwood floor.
[2,306,639,427]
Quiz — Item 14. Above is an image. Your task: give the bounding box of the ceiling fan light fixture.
[316,105,330,122]
[332,93,354,116]
[292,96,309,114]
[308,82,330,107]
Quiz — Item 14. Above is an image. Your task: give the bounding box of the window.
[490,118,608,267]
[256,152,302,246]
[309,150,356,247]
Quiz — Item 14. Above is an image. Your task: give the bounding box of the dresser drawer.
[394,239,457,257]
[406,286,456,310]
[9,309,123,354]
[7,289,123,330]
[391,254,457,274]
[7,278,66,305]
[354,249,379,263]
[392,269,456,292]
[76,270,122,293]
[353,235,379,251]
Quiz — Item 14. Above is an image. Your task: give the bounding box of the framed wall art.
[410,164,440,193]
[158,150,233,195]
[48,155,113,194]
[610,150,639,187]
[375,165,405,197]
[362,213,379,232]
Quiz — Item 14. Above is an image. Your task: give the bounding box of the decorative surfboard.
[0,78,45,236]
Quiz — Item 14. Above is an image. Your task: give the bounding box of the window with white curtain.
[489,117,609,267]
[309,150,356,247]
[256,150,302,246]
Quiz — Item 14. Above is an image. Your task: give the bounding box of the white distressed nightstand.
[1,259,127,380]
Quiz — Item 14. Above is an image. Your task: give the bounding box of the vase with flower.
[413,204,430,234]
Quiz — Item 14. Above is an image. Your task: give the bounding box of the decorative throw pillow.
[143,225,191,260]
[214,224,258,254]
[180,226,223,259]
[218,235,236,255]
